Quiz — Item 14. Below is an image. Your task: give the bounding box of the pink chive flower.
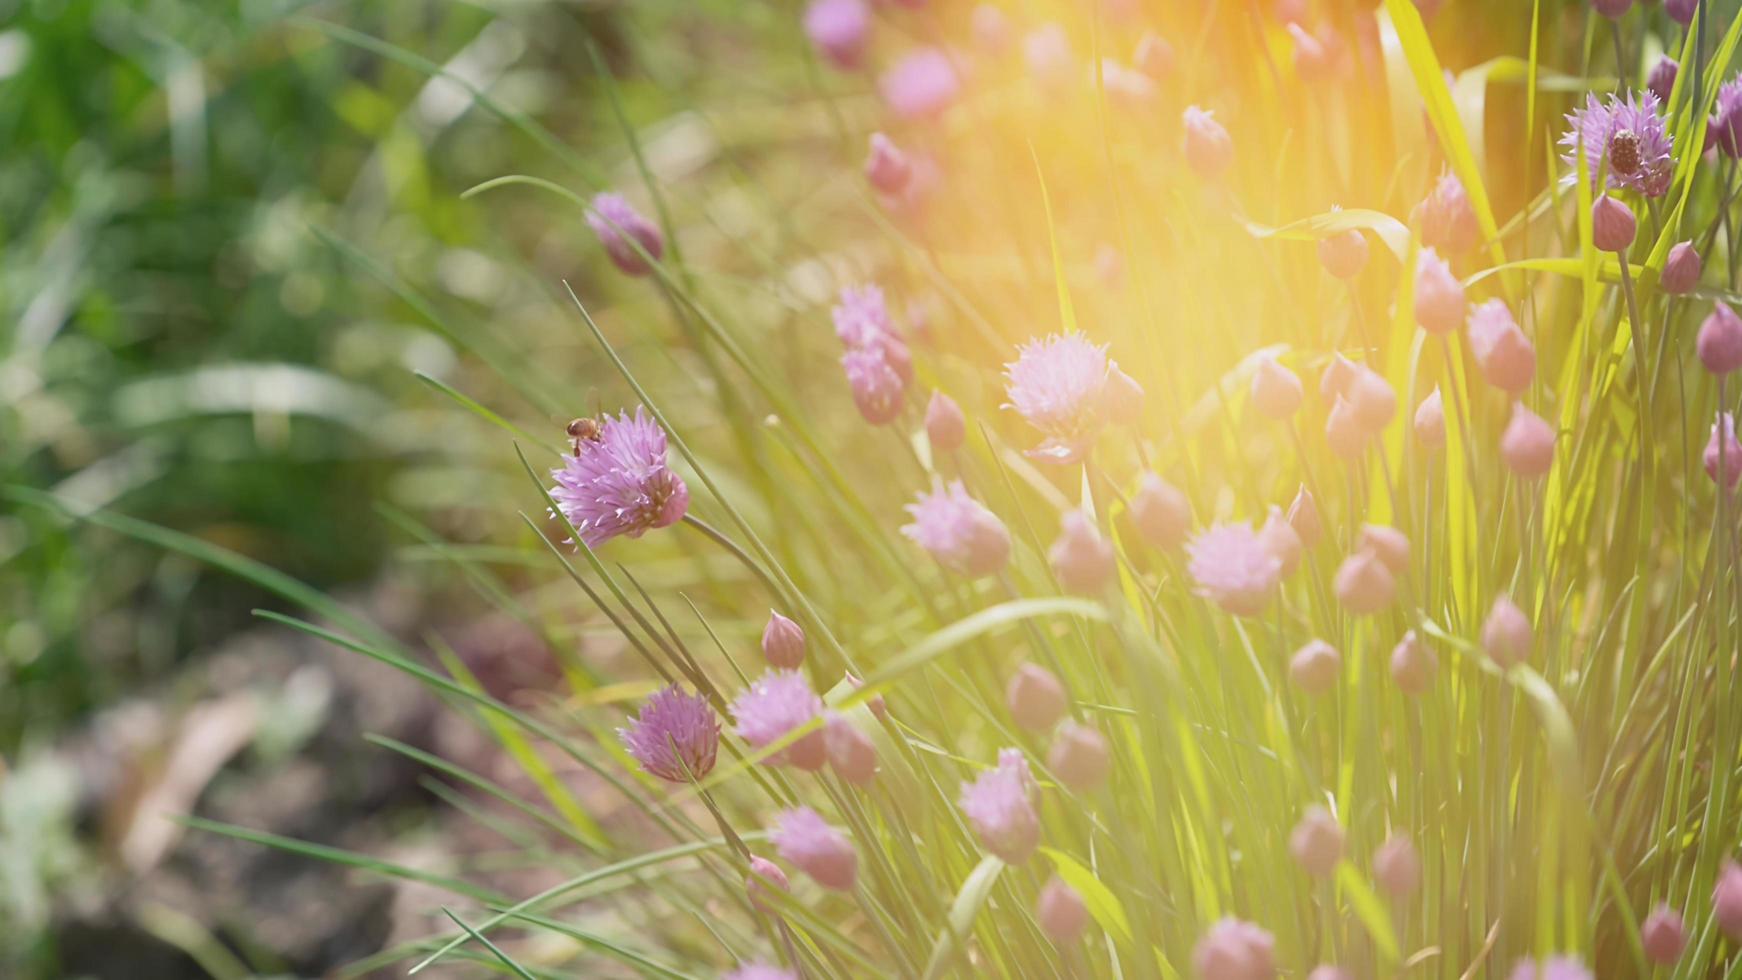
[1373,835,1422,896]
[1348,366,1398,432]
[1650,57,1679,105]
[1663,241,1703,294]
[1037,876,1091,943]
[1500,403,1557,478]
[1319,226,1370,280]
[1135,33,1175,80]
[1359,524,1410,573]
[1004,333,1115,463]
[1706,413,1742,491]
[865,132,912,194]
[1412,172,1479,254]
[586,193,665,276]
[1259,507,1304,577]
[1714,79,1742,158]
[732,670,826,770]
[880,47,961,119]
[1390,630,1438,696]
[842,347,906,425]
[1008,663,1068,732]
[805,0,870,69]
[1048,721,1112,791]
[746,856,789,912]
[551,409,689,548]
[761,610,806,669]
[1561,91,1675,197]
[772,806,858,891]
[1193,918,1277,980]
[1481,595,1533,668]
[825,713,878,786]
[1288,486,1322,548]
[1593,195,1637,251]
[1667,0,1697,23]
[725,962,799,980]
[1319,352,1358,402]
[959,748,1041,863]
[1466,299,1536,394]
[926,391,967,452]
[618,685,719,782]
[1699,302,1742,374]
[1102,365,1145,425]
[1334,548,1397,614]
[902,480,1012,577]
[1325,395,1369,459]
[1183,106,1234,180]
[1050,510,1116,594]
[1507,957,1593,980]
[1642,904,1688,965]
[1251,357,1304,419]
[1289,640,1341,696]
[1716,860,1742,938]
[1414,247,1467,335]
[1593,0,1632,18]
[1414,389,1447,450]
[1289,806,1345,878]
[1187,522,1283,617]
[1132,473,1192,550]
[832,284,897,349]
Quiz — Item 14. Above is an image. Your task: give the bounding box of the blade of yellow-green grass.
[1040,847,1134,944]
[1378,0,1508,277]
[848,598,1106,705]
[415,372,554,450]
[434,645,608,850]
[1242,208,1411,261]
[440,908,537,980]
[1029,143,1078,334]
[492,910,701,980]
[179,816,506,904]
[1645,8,1742,269]
[367,734,597,851]
[922,855,1004,980]
[1336,861,1400,963]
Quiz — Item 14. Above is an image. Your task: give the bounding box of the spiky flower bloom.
[1412,172,1479,253]
[1560,91,1674,196]
[1004,333,1119,463]
[1707,413,1742,492]
[880,47,961,119]
[732,671,826,770]
[832,284,897,349]
[1183,106,1234,179]
[902,480,1013,577]
[842,347,906,425]
[959,748,1041,863]
[1506,957,1593,980]
[1466,299,1536,394]
[771,806,857,891]
[1187,522,1283,617]
[805,0,870,69]
[1193,918,1277,980]
[865,132,912,194]
[618,686,719,782]
[550,409,689,548]
[1714,79,1742,157]
[725,962,799,980]
[587,193,665,276]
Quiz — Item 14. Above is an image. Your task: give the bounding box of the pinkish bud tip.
[1008,664,1068,732]
[1287,485,1322,548]
[1132,473,1192,550]
[1289,640,1342,696]
[1048,720,1112,791]
[746,855,790,912]
[1373,835,1422,897]
[761,610,807,669]
[1319,227,1370,280]
[1662,241,1702,294]
[1389,630,1438,696]
[1699,302,1742,375]
[1251,357,1304,419]
[925,390,966,452]
[1414,389,1447,450]
[1037,876,1091,943]
[1289,806,1345,878]
[1592,195,1637,251]
[1334,548,1398,614]
[1358,524,1410,574]
[1641,903,1687,965]
[1500,403,1557,479]
[1481,595,1533,668]
[1716,860,1742,939]
[1050,510,1116,594]
[825,713,878,786]
[1258,506,1304,577]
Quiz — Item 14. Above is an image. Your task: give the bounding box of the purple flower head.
[902,480,1012,577]
[805,0,870,69]
[1506,957,1593,980]
[880,47,961,119]
[1650,56,1679,105]
[1004,333,1115,463]
[1593,0,1631,18]
[550,409,689,548]
[842,347,907,425]
[772,806,857,891]
[1715,78,1742,158]
[587,193,665,276]
[959,748,1040,863]
[732,670,826,769]
[1183,106,1234,179]
[1663,241,1703,293]
[1667,0,1698,25]
[1466,298,1536,394]
[833,285,896,348]
[618,685,719,782]
[1187,522,1283,617]
[1707,412,1742,492]
[865,133,912,194]
[1560,91,1675,196]
[725,963,799,980]
[1193,918,1277,980]
[1414,247,1466,335]
[1412,172,1479,253]
[1642,904,1688,965]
